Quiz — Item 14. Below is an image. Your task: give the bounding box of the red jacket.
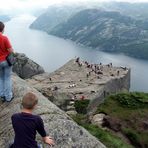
[0,32,12,62]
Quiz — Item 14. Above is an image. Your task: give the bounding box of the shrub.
[123,128,141,147]
[74,99,90,114]
[112,92,148,109]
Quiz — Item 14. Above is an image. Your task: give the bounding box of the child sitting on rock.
[10,92,54,148]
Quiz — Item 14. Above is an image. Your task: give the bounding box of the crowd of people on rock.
[75,57,125,78]
[75,57,105,78]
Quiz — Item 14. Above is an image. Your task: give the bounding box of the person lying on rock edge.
[10,92,55,148]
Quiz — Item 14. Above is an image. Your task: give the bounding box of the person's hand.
[43,136,55,146]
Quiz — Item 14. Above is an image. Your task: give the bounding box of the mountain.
[30,2,148,60]
[49,9,148,60]
[30,5,85,33]
[103,2,148,20]
[0,15,10,22]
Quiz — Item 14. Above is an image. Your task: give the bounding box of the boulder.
[13,53,45,79]
[91,114,106,127]
[103,116,121,132]
[0,74,106,148]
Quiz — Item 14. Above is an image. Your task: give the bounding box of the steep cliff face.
[88,69,130,112]
[13,53,45,79]
[0,74,105,148]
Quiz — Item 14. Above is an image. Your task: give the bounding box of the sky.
[0,0,148,10]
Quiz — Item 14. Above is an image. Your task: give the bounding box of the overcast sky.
[0,0,148,10]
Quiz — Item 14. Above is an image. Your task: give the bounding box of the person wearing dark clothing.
[11,92,54,148]
[11,113,46,148]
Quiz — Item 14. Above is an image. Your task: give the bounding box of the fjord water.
[5,15,148,92]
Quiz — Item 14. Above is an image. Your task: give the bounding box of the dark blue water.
[5,15,148,92]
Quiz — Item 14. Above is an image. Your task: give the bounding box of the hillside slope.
[49,9,148,60]
[30,5,85,32]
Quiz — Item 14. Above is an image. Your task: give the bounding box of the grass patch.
[72,114,132,148]
[97,92,148,148]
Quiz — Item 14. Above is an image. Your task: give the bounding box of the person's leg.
[3,61,13,101]
[0,63,4,98]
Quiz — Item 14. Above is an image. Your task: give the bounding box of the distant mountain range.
[103,2,148,19]
[30,2,148,60]
[0,15,10,22]
[30,5,85,32]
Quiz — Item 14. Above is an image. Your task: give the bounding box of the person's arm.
[37,117,55,146]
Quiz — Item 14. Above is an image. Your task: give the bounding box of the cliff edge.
[27,59,130,112]
[0,74,105,148]
[13,53,45,79]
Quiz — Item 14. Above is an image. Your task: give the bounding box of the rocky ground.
[0,74,106,148]
[13,53,45,79]
[27,59,130,113]
[0,55,131,147]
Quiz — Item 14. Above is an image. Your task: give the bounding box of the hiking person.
[0,21,14,102]
[11,92,55,148]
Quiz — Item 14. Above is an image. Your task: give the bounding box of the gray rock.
[13,53,45,79]
[27,59,130,113]
[91,114,106,127]
[0,74,106,148]
[66,111,77,116]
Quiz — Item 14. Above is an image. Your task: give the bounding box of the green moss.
[113,92,148,108]
[122,128,141,147]
[74,99,90,114]
[71,92,148,148]
[84,124,133,148]
[72,114,132,148]
[97,92,148,147]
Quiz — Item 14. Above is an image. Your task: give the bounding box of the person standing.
[0,21,14,102]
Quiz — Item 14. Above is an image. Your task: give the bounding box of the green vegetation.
[47,9,148,60]
[31,4,148,60]
[97,92,148,148]
[71,92,148,148]
[74,99,90,114]
[119,42,148,60]
[72,114,132,148]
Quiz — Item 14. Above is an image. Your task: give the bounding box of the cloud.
[0,0,148,10]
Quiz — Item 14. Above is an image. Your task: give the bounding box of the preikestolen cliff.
[1,1,148,148]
